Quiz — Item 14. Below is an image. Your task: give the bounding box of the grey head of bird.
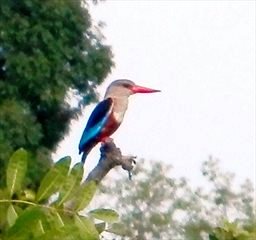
[104,79,160,99]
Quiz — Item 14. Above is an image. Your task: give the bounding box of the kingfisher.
[79,79,160,163]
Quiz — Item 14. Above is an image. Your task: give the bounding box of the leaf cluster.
[0,149,119,240]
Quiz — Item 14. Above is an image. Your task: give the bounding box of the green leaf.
[106,222,129,236]
[72,181,97,211]
[6,148,28,196]
[21,189,36,201]
[74,215,99,240]
[89,208,119,223]
[95,222,106,234]
[53,212,65,228]
[7,206,45,239]
[34,220,45,237]
[37,156,71,202]
[7,204,18,227]
[37,224,83,240]
[57,162,84,206]
[47,211,67,231]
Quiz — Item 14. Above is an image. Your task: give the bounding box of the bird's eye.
[122,83,131,88]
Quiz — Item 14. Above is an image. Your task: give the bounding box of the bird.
[79,79,160,163]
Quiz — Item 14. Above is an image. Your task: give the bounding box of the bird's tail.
[81,152,88,164]
[80,141,97,164]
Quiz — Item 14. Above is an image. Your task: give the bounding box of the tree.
[98,157,255,240]
[0,0,113,188]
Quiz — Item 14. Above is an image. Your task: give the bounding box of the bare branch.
[85,138,136,184]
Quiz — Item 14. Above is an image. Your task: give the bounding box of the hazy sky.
[55,1,255,186]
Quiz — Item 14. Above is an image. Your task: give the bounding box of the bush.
[0,149,119,240]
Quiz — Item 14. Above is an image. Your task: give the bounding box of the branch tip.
[85,140,136,183]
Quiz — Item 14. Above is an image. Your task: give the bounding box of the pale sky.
[54,0,255,186]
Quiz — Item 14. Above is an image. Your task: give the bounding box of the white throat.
[112,97,129,123]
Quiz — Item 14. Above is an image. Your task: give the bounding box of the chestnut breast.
[98,97,128,140]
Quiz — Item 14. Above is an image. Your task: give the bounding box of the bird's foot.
[121,155,136,180]
[101,137,113,143]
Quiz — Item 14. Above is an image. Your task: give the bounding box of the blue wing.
[79,98,113,154]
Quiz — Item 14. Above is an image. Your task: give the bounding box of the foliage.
[0,0,113,188]
[0,149,119,240]
[209,221,256,240]
[98,157,255,240]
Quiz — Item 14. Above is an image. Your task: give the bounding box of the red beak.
[131,85,161,94]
